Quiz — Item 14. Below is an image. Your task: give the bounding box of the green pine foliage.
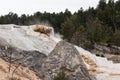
[53,71,69,80]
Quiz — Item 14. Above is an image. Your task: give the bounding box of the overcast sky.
[0,0,118,15]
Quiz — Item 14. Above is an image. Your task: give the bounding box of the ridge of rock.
[41,41,93,80]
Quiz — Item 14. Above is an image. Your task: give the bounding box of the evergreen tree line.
[61,0,120,50]
[0,0,120,50]
[0,9,71,32]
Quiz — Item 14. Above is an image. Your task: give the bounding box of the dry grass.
[33,25,51,34]
[0,58,41,80]
[4,77,21,80]
[0,65,7,73]
[107,56,120,63]
[109,73,120,76]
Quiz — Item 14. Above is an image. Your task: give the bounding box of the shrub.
[96,54,100,56]
[53,71,69,80]
[5,77,21,80]
[101,54,105,57]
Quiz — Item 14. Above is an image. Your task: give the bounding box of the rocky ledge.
[0,41,94,80]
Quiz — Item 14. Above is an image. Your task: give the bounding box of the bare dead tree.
[0,45,26,79]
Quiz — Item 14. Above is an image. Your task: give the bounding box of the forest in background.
[0,0,120,53]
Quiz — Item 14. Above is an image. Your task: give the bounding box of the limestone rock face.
[0,43,47,78]
[0,39,93,80]
[42,41,92,80]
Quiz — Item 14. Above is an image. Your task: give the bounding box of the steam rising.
[50,32,62,42]
[47,26,62,43]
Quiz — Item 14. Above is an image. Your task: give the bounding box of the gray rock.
[0,44,47,78]
[0,40,94,80]
[42,41,92,80]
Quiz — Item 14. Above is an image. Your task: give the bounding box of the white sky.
[0,0,118,15]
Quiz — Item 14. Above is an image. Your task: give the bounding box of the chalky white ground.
[75,46,120,80]
[0,24,59,55]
